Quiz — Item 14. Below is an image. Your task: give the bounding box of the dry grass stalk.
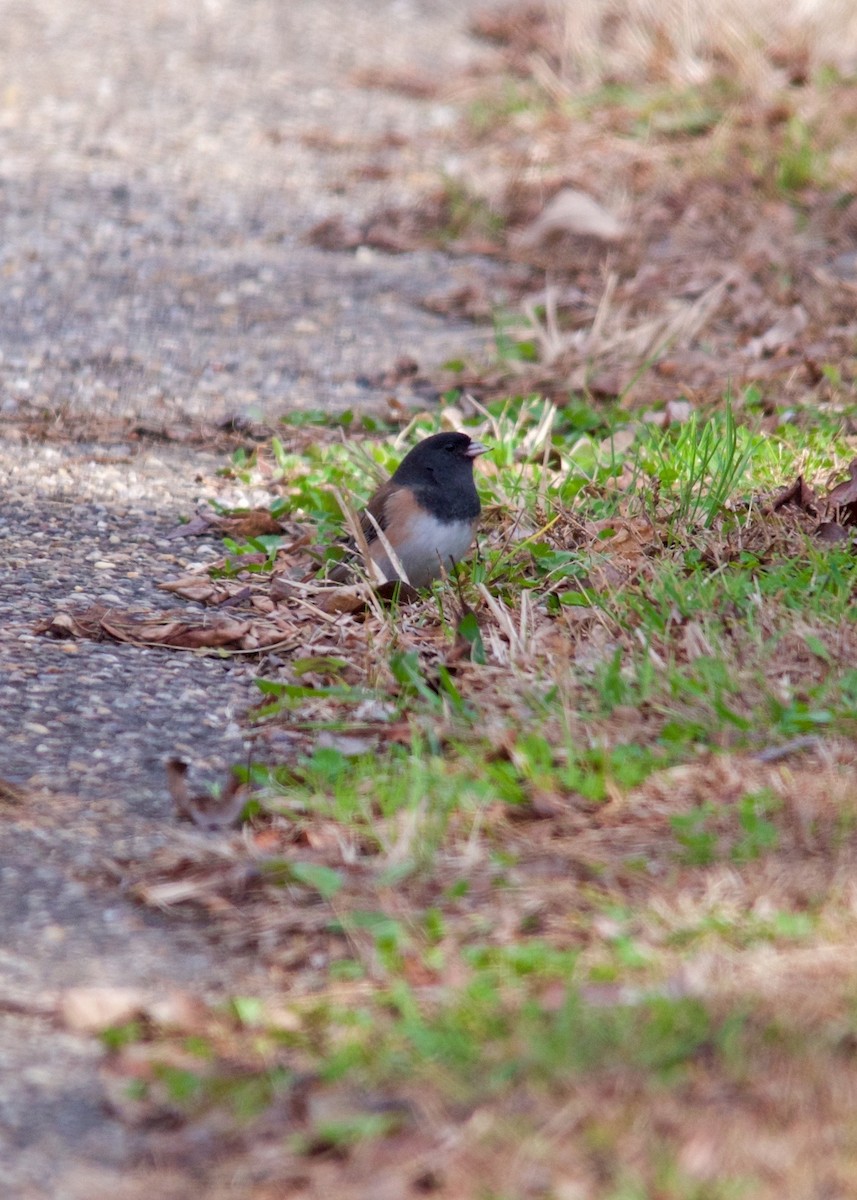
[555,0,857,87]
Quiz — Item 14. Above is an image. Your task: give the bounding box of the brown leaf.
[36,606,108,640]
[376,580,421,605]
[38,604,251,649]
[40,599,304,654]
[0,777,27,803]
[588,516,656,565]
[317,585,372,615]
[743,304,808,358]
[269,576,298,602]
[584,369,630,399]
[470,2,561,68]
[816,521,849,543]
[165,513,218,538]
[349,66,440,99]
[772,474,817,515]
[130,864,262,908]
[315,730,377,756]
[214,510,285,538]
[215,585,254,609]
[60,986,206,1035]
[306,215,362,251]
[513,187,626,248]
[100,612,252,649]
[359,220,419,255]
[423,282,493,321]
[826,458,857,512]
[166,758,248,830]
[60,986,146,1033]
[506,792,567,820]
[160,576,248,604]
[642,399,694,427]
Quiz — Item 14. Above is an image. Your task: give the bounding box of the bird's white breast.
[371,515,476,587]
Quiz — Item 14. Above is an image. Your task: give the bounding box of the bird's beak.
[465,441,488,459]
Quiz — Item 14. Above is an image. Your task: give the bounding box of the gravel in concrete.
[0,1,501,1194]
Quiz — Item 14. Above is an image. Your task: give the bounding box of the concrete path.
[0,3,499,1194]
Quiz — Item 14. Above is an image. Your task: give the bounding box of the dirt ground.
[0,2,502,1195]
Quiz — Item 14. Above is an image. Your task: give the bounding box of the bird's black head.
[392,432,486,483]
[390,432,487,521]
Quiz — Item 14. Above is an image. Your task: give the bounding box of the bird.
[329,431,487,588]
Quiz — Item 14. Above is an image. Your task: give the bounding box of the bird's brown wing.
[329,484,420,583]
[326,482,395,582]
[360,482,394,543]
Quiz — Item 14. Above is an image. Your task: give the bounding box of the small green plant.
[434,176,505,245]
[295,1110,407,1154]
[214,533,283,576]
[263,860,345,901]
[639,403,755,529]
[777,116,819,192]
[671,803,718,866]
[493,311,539,364]
[731,790,780,862]
[466,78,547,135]
[100,1020,146,1051]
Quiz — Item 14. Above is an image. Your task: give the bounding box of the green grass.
[121,393,857,1195]
[228,392,857,822]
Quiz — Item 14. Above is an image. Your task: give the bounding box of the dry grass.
[311,0,857,417]
[52,403,857,1196]
[45,8,857,1189]
[554,0,857,87]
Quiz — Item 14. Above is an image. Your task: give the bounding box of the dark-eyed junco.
[330,431,487,588]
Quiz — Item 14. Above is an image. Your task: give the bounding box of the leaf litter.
[41,398,857,1200]
[301,0,857,420]
[28,3,857,1184]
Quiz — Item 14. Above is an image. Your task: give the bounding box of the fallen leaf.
[826,458,857,511]
[376,579,421,605]
[60,986,146,1032]
[513,188,626,248]
[36,611,83,639]
[131,864,261,908]
[146,992,208,1030]
[165,513,218,539]
[214,585,254,609]
[589,516,657,563]
[101,611,252,649]
[160,576,250,605]
[423,281,493,320]
[470,2,561,70]
[816,521,849,543]
[166,758,248,830]
[743,305,808,358]
[306,215,362,251]
[642,399,694,427]
[317,585,373,615]
[37,603,301,652]
[0,777,28,803]
[506,792,566,820]
[771,474,817,515]
[349,65,440,99]
[215,510,286,538]
[315,731,377,756]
